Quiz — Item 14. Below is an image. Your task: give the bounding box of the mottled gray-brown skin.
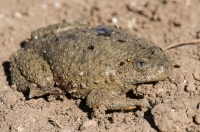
[10,21,175,110]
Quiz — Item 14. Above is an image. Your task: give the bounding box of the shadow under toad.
[2,61,12,86]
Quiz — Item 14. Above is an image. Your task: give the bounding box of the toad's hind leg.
[10,49,54,98]
[86,88,151,110]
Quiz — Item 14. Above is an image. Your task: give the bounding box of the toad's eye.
[137,61,146,68]
[135,60,147,70]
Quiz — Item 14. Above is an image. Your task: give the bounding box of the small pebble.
[112,17,118,24]
[194,110,200,125]
[14,11,22,18]
[193,71,200,81]
[186,108,194,118]
[60,126,72,132]
[0,14,4,19]
[135,110,144,117]
[80,120,97,130]
[16,126,24,132]
[185,82,196,92]
[54,2,61,8]
[127,18,136,29]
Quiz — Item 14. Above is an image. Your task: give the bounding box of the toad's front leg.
[86,87,151,110]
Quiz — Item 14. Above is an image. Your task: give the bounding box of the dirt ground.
[0,0,200,132]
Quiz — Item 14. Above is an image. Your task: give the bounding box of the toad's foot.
[86,88,151,110]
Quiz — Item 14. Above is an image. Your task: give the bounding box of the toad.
[10,20,177,110]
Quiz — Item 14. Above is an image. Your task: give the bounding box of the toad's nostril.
[174,64,180,68]
[171,60,181,68]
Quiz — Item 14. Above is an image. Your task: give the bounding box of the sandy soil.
[0,0,200,132]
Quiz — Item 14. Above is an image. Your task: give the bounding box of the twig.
[49,116,64,128]
[163,39,200,51]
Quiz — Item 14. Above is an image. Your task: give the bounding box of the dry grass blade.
[163,39,200,51]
